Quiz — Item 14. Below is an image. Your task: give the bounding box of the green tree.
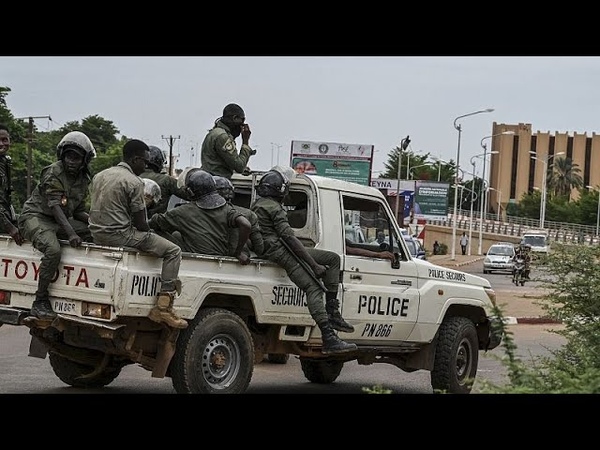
[547,156,583,199]
[480,242,600,393]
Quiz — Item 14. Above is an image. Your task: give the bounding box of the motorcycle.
[512,256,527,286]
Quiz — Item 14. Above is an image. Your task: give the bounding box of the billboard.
[413,181,450,221]
[290,140,374,186]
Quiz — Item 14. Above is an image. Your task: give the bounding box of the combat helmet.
[213,176,235,202]
[147,146,167,173]
[256,167,293,199]
[186,169,226,209]
[56,131,96,165]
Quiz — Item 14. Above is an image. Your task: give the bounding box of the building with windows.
[488,122,600,219]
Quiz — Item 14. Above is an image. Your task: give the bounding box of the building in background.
[488,122,600,220]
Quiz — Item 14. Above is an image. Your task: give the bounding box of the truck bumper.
[0,306,30,326]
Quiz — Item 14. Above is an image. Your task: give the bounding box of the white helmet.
[56,131,96,165]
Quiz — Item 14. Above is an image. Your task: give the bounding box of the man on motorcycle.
[514,243,532,280]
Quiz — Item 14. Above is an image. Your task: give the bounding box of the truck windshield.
[523,235,546,246]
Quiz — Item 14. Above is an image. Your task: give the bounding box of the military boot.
[325,297,354,333]
[319,322,357,355]
[149,291,188,329]
[30,293,57,320]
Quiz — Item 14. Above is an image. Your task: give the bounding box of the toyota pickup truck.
[0,172,502,394]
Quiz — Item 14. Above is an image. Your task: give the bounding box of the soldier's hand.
[312,264,327,279]
[242,166,252,176]
[68,234,83,247]
[9,226,24,246]
[241,124,251,143]
[237,253,251,265]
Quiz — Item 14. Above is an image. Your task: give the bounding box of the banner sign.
[290,140,374,186]
[413,181,450,221]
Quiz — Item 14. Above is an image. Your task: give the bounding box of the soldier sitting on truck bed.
[88,139,187,329]
[0,123,23,245]
[18,131,96,320]
[148,170,252,266]
[213,175,264,258]
[251,167,358,355]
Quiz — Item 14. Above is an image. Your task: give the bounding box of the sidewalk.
[426,254,559,325]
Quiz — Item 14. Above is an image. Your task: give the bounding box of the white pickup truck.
[0,172,502,394]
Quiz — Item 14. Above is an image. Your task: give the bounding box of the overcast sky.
[2,56,599,178]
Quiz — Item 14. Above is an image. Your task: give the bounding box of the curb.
[503,316,562,325]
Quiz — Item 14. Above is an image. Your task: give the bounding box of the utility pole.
[17,115,52,196]
[161,135,180,176]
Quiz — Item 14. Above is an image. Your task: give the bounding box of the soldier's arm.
[216,135,254,174]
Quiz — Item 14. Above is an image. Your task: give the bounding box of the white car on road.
[483,242,515,274]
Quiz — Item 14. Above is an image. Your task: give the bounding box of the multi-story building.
[488,122,600,219]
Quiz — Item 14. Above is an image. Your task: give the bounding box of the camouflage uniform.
[252,196,340,325]
[18,161,92,297]
[148,201,244,255]
[200,120,255,179]
[89,162,181,289]
[140,168,192,216]
[0,154,17,233]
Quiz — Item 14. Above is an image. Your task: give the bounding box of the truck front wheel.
[431,316,478,394]
[300,358,343,384]
[170,307,255,394]
[48,352,122,388]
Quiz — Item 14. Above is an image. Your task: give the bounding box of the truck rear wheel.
[170,307,254,394]
[431,316,478,394]
[300,358,343,384]
[48,352,122,388]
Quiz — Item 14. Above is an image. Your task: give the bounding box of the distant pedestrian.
[433,240,440,255]
[460,232,468,255]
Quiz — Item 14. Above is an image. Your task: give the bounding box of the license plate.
[52,299,78,315]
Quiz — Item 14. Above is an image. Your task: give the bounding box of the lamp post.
[530,151,564,229]
[450,108,494,260]
[477,131,514,254]
[488,187,502,222]
[394,136,411,225]
[409,163,435,180]
[586,185,600,237]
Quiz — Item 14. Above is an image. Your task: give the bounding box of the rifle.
[279,237,327,292]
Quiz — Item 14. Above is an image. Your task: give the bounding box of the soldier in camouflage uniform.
[140,145,192,217]
[18,131,96,320]
[89,139,187,329]
[200,103,256,179]
[251,168,357,355]
[213,175,264,258]
[0,124,23,245]
[149,170,252,265]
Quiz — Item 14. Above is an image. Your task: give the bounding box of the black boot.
[325,297,354,333]
[30,293,57,320]
[319,322,357,355]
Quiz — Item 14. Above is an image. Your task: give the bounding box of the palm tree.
[547,156,583,199]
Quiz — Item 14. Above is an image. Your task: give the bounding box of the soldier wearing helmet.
[18,130,96,320]
[251,167,358,355]
[214,175,264,258]
[139,145,193,216]
[148,169,252,265]
[200,103,256,179]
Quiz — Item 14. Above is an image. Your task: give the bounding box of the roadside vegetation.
[479,242,600,393]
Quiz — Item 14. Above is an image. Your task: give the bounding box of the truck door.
[339,194,420,343]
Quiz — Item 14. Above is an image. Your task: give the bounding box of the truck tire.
[48,352,122,388]
[170,307,254,394]
[267,353,289,364]
[431,316,478,394]
[300,358,343,384]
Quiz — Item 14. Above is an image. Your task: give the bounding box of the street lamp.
[530,151,564,229]
[478,131,514,255]
[450,108,494,260]
[488,187,502,222]
[395,136,411,225]
[586,185,600,237]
